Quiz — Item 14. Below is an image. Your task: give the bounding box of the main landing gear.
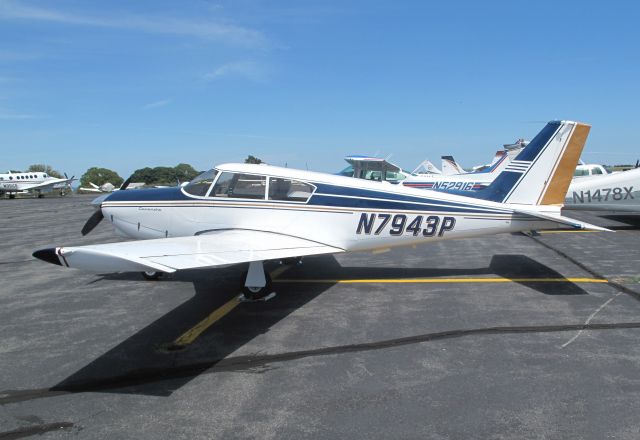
[141,271,164,280]
[139,261,277,302]
[239,261,276,302]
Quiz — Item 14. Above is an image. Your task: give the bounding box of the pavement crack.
[560,292,623,348]
[1,321,639,405]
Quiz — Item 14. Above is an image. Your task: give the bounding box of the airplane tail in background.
[470,120,591,206]
[441,156,465,175]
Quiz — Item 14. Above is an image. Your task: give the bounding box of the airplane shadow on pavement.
[49,253,588,398]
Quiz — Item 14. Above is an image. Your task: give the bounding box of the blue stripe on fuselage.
[313,183,504,211]
[105,187,189,202]
[102,181,507,214]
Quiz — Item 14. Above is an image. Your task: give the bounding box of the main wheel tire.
[241,271,273,299]
[142,271,163,280]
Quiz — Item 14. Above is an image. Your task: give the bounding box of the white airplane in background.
[79,182,118,193]
[338,155,411,183]
[33,121,606,301]
[412,159,442,175]
[0,171,75,198]
[78,181,147,193]
[441,156,466,175]
[401,146,523,191]
[565,167,640,211]
[440,138,529,175]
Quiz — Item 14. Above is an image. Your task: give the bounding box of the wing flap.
[34,230,344,273]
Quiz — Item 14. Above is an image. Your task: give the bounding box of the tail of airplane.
[471,120,590,206]
[441,156,465,175]
[412,159,442,175]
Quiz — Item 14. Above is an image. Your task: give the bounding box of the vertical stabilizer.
[471,121,591,205]
[441,156,465,175]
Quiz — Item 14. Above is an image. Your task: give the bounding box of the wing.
[23,178,72,191]
[33,230,344,273]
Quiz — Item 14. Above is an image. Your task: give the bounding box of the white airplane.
[79,181,147,193]
[33,120,606,301]
[0,171,75,198]
[79,182,117,193]
[338,155,411,183]
[565,167,640,211]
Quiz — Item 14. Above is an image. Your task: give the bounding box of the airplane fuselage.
[0,172,70,195]
[99,164,552,254]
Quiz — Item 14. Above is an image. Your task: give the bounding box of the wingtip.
[32,248,62,266]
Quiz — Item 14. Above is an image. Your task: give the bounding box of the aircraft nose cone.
[32,248,62,266]
[91,193,110,206]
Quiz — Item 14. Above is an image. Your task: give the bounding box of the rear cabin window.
[268,177,314,202]
[210,172,266,199]
[574,169,589,177]
[183,169,218,196]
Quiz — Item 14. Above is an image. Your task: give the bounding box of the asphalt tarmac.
[1,195,640,439]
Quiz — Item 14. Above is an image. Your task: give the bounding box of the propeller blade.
[119,176,132,191]
[81,209,104,236]
[64,172,68,179]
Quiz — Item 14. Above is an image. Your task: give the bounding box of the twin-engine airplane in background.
[0,171,75,198]
[34,121,607,300]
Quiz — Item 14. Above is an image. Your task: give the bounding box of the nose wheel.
[239,261,276,302]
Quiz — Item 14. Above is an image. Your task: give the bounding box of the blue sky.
[1,0,639,178]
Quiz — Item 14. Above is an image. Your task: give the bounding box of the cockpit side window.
[210,172,266,199]
[268,177,315,202]
[591,167,603,175]
[183,169,218,197]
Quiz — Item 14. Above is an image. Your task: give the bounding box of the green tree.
[244,155,263,164]
[174,163,200,182]
[28,164,63,178]
[80,167,123,188]
[130,163,201,186]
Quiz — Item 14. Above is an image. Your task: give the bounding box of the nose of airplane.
[91,193,110,206]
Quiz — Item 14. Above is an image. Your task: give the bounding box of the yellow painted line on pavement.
[275,277,608,284]
[172,264,292,347]
[172,295,242,347]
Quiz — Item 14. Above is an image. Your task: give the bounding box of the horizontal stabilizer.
[513,208,612,231]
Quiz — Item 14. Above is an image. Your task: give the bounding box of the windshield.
[183,169,218,196]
